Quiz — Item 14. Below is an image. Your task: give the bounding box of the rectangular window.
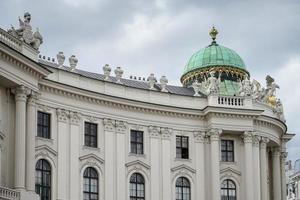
[221,140,234,162]
[176,136,189,159]
[130,130,143,154]
[37,111,51,139]
[84,122,98,148]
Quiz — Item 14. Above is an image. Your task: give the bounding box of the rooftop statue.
[239,75,252,97]
[206,70,220,95]
[263,75,279,107]
[8,12,43,50]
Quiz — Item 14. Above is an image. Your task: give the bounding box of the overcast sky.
[1,0,300,163]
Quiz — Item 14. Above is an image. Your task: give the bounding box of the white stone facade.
[0,18,295,200]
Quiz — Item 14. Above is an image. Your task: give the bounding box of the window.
[83,167,99,200]
[37,111,51,139]
[130,130,143,154]
[221,140,234,162]
[176,136,189,159]
[175,177,190,200]
[85,122,98,148]
[130,173,145,200]
[35,159,51,200]
[221,179,236,200]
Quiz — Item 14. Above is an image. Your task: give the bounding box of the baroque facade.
[0,13,294,200]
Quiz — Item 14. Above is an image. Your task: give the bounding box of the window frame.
[221,179,237,200]
[221,140,235,162]
[175,177,191,200]
[35,159,51,200]
[176,136,189,159]
[84,122,98,148]
[37,111,51,139]
[83,167,99,200]
[129,173,145,200]
[130,130,144,155]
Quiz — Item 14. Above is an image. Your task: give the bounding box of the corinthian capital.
[148,126,160,138]
[242,131,253,143]
[115,120,127,133]
[252,135,261,147]
[12,85,29,102]
[161,127,172,139]
[103,118,115,131]
[27,91,39,105]
[56,109,69,122]
[69,111,81,125]
[194,131,205,143]
[260,137,270,149]
[207,128,221,141]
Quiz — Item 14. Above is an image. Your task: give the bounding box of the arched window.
[130,173,145,200]
[83,167,99,200]
[175,177,191,200]
[35,159,51,200]
[221,179,237,200]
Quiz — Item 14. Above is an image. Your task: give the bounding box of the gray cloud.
[1,0,300,162]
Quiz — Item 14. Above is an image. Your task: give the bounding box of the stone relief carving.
[242,131,253,143]
[147,74,156,90]
[238,75,252,97]
[274,99,286,122]
[56,109,69,122]
[114,67,124,84]
[69,111,81,125]
[57,52,65,67]
[207,128,221,141]
[103,118,115,131]
[103,64,111,80]
[193,131,205,143]
[161,127,172,139]
[8,12,43,50]
[205,70,219,95]
[148,126,160,138]
[191,80,202,96]
[115,120,127,133]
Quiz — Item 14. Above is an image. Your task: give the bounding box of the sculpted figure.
[252,79,264,100]
[8,12,43,50]
[192,80,202,96]
[239,75,252,96]
[206,70,219,95]
[263,75,279,107]
[275,99,286,122]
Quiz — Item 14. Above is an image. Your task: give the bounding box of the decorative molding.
[11,85,29,102]
[35,145,57,157]
[79,153,104,165]
[161,127,172,140]
[56,108,69,122]
[207,128,221,141]
[125,160,150,170]
[171,164,196,174]
[69,111,81,125]
[220,167,242,176]
[271,147,281,156]
[242,131,253,143]
[148,126,160,138]
[193,131,205,143]
[37,104,51,112]
[252,135,261,147]
[126,160,151,180]
[103,118,115,131]
[115,120,127,133]
[86,116,98,123]
[260,137,270,149]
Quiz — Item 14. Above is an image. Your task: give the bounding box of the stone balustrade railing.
[0,186,20,200]
[208,95,252,109]
[0,28,22,52]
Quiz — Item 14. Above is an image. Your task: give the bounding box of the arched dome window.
[221,179,237,200]
[175,177,191,200]
[83,167,99,200]
[35,159,51,200]
[130,173,145,200]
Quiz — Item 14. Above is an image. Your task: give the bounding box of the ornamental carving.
[27,91,39,105]
[69,111,81,125]
[281,152,288,161]
[148,126,160,138]
[103,118,115,131]
[12,85,29,102]
[207,128,221,141]
[242,131,253,143]
[115,120,127,133]
[260,137,270,148]
[193,131,205,143]
[56,109,69,122]
[161,127,172,139]
[271,147,281,156]
[252,135,261,147]
[86,116,98,123]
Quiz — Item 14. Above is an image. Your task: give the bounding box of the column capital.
[271,147,281,156]
[27,91,39,106]
[253,135,261,147]
[161,127,172,140]
[115,120,127,133]
[281,152,288,160]
[260,136,270,149]
[103,118,115,131]
[193,131,205,143]
[207,128,221,141]
[148,126,160,138]
[56,109,69,122]
[12,85,29,102]
[69,111,81,125]
[242,131,253,143]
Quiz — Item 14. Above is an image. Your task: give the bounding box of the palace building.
[0,13,294,200]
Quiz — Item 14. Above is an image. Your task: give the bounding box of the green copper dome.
[182,43,246,75]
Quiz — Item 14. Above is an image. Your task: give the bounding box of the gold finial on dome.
[209,26,218,42]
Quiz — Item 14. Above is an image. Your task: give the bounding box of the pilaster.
[194,131,205,200]
[208,128,221,200]
[149,126,160,200]
[161,127,172,200]
[271,147,282,200]
[252,135,261,200]
[69,111,81,200]
[243,131,254,200]
[103,118,116,200]
[260,137,269,200]
[280,151,288,200]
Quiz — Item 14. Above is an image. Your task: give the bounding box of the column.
[260,137,269,200]
[252,135,261,200]
[69,112,81,200]
[149,126,160,200]
[194,131,206,200]
[56,109,69,200]
[115,121,127,200]
[14,85,27,189]
[25,92,38,191]
[161,128,171,200]
[103,119,115,200]
[281,152,288,200]
[243,131,254,200]
[208,129,221,200]
[272,147,282,200]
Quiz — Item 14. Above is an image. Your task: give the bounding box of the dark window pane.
[35,159,51,200]
[130,173,145,200]
[37,112,51,139]
[130,130,144,155]
[176,136,189,159]
[221,140,234,162]
[85,122,98,148]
